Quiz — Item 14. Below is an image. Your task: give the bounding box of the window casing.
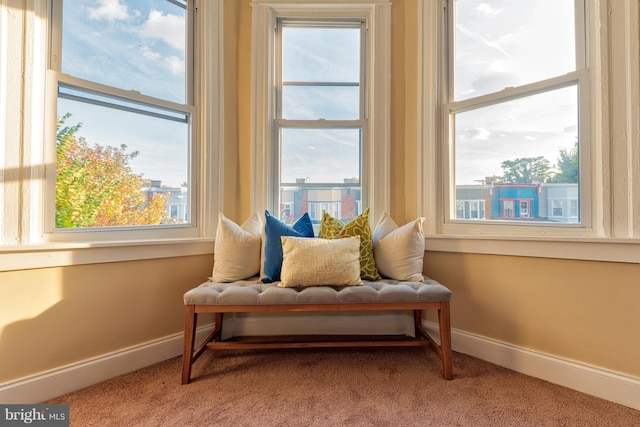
[251,1,391,228]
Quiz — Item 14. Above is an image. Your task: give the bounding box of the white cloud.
[455,24,511,59]
[137,9,186,53]
[141,46,161,61]
[87,0,129,21]
[477,3,502,16]
[165,56,185,75]
[468,127,491,140]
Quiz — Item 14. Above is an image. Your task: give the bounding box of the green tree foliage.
[549,141,579,183]
[498,156,551,184]
[56,113,169,228]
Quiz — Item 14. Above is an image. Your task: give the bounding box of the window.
[502,200,514,219]
[281,202,294,221]
[551,200,564,217]
[444,0,588,229]
[455,200,485,220]
[420,0,640,262]
[277,21,362,226]
[0,0,222,267]
[48,0,197,236]
[308,202,341,221]
[519,201,530,218]
[251,1,391,229]
[568,199,578,218]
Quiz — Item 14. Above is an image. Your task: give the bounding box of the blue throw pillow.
[261,210,314,283]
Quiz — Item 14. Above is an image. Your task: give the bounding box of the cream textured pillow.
[211,212,262,282]
[373,213,426,282]
[279,236,362,288]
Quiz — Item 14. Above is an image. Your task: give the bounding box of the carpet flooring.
[45,347,640,426]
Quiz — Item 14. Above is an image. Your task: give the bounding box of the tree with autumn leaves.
[56,114,169,228]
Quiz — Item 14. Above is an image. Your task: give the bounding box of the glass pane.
[454,85,579,223]
[454,0,576,100]
[280,186,361,234]
[282,27,360,83]
[280,128,360,184]
[56,95,189,228]
[61,0,187,103]
[282,86,359,120]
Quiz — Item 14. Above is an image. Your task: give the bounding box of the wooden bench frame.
[182,301,453,384]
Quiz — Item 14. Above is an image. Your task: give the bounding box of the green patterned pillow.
[319,208,381,281]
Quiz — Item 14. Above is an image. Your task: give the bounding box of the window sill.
[424,235,640,264]
[0,238,214,272]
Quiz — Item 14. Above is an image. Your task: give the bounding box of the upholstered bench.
[181,276,453,384]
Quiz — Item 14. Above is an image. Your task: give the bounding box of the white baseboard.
[424,321,640,411]
[0,325,216,404]
[0,313,411,404]
[3,318,638,411]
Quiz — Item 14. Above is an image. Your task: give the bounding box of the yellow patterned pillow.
[279,236,362,288]
[319,208,381,281]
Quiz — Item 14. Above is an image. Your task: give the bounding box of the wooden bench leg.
[182,305,197,384]
[413,309,422,336]
[439,302,453,380]
[212,313,223,340]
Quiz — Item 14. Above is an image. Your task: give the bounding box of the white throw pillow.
[279,236,362,288]
[211,212,262,282]
[373,213,425,282]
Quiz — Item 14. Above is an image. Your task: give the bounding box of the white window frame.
[47,0,197,242]
[443,0,590,234]
[419,0,640,263]
[0,0,224,271]
[250,0,391,225]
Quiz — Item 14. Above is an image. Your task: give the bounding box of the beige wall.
[424,252,640,377]
[224,0,253,220]
[0,255,213,383]
[2,0,639,387]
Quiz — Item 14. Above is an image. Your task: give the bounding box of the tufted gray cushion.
[184,276,452,305]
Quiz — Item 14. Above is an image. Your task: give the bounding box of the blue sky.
[60,0,188,188]
[280,26,362,184]
[59,0,580,189]
[453,0,578,185]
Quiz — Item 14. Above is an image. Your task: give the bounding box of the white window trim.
[0,0,224,271]
[418,0,640,263]
[250,0,391,224]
